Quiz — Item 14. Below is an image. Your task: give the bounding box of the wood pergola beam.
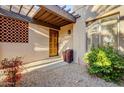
[44,14,55,22]
[52,18,64,24]
[37,11,47,20]
[10,5,12,11]
[18,5,23,14]
[59,21,70,26]
[26,5,34,16]
[49,16,61,23]
[33,7,46,19]
[42,13,52,20]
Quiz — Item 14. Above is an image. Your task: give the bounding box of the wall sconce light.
[68,30,71,35]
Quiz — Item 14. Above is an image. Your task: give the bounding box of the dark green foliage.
[83,46,124,83]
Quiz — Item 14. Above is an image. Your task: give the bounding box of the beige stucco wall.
[0,23,49,63]
[59,23,73,57]
[73,5,124,63]
[0,19,74,63]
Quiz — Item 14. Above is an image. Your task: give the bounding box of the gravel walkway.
[20,61,120,87]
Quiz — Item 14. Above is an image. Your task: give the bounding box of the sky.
[59,5,73,12]
[66,5,72,9]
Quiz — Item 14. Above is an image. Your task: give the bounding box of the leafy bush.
[0,57,23,87]
[83,46,124,83]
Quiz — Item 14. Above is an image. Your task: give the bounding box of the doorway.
[49,29,59,57]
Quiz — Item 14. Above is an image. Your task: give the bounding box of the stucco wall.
[73,5,124,63]
[59,24,73,57]
[0,23,49,63]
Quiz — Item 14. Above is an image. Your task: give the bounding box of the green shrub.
[83,46,124,83]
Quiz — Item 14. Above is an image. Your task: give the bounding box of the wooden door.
[49,29,58,57]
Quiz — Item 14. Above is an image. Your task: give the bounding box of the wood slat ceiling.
[33,6,74,27]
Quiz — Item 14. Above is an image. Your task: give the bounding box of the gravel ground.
[19,61,121,87]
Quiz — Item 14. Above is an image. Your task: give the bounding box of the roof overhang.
[33,5,76,27]
[0,5,76,30]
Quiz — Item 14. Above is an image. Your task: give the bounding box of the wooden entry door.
[49,29,59,57]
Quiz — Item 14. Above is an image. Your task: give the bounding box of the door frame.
[49,29,59,57]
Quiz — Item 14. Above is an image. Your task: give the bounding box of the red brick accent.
[0,15,28,43]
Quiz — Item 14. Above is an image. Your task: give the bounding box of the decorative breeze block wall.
[0,15,29,43]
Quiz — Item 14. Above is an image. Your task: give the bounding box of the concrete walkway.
[20,58,120,87]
